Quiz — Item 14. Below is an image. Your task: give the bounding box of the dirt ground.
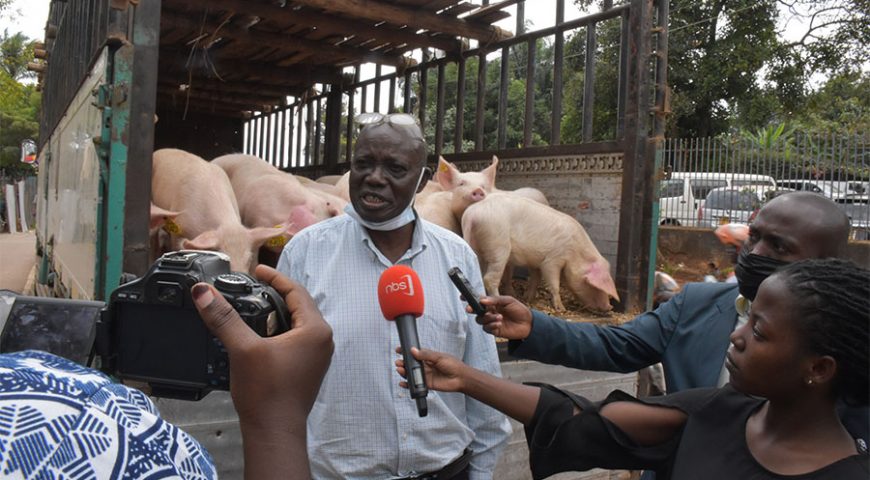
[503,250,726,329]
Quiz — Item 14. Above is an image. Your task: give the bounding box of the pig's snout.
[469,187,486,202]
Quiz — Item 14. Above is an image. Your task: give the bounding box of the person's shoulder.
[641,385,742,415]
[680,281,740,301]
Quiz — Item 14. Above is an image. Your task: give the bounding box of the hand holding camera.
[191,264,333,429]
[191,264,333,479]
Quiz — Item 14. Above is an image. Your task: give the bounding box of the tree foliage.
[1,29,35,80]
[0,27,39,180]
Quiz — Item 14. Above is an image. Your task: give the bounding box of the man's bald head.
[748,191,850,260]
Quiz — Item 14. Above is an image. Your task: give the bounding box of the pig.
[148,203,180,262]
[416,191,462,233]
[315,174,343,186]
[151,149,285,273]
[416,157,498,234]
[212,154,345,248]
[334,171,351,202]
[511,187,549,205]
[461,192,619,312]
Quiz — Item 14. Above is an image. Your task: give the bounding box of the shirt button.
[398,392,405,398]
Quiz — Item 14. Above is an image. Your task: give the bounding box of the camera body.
[97,250,289,400]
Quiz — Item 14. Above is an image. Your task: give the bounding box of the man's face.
[745,196,830,262]
[349,124,425,223]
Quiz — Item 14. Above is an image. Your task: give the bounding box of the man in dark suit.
[475,191,867,440]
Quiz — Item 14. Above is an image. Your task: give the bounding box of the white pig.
[148,203,180,262]
[416,157,497,234]
[461,192,619,312]
[212,154,345,249]
[151,149,285,273]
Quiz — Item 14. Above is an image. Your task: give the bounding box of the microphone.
[377,265,428,417]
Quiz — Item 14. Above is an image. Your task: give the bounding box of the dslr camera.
[0,251,290,401]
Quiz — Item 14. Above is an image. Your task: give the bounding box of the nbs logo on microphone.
[384,274,415,296]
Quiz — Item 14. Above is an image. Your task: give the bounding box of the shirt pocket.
[420,306,468,359]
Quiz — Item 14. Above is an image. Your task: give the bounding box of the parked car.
[659,172,775,226]
[836,193,870,241]
[775,180,852,200]
[697,187,762,229]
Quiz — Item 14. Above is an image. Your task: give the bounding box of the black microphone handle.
[395,314,429,404]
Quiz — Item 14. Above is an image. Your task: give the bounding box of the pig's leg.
[524,268,541,303]
[481,259,507,297]
[499,264,515,296]
[540,261,566,311]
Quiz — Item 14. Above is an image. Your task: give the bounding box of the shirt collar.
[358,211,429,266]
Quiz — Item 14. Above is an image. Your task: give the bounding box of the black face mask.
[734,247,790,301]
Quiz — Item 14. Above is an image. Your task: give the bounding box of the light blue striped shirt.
[277,214,510,480]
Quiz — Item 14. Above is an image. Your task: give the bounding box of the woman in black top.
[397,258,869,479]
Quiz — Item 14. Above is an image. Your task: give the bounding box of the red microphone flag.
[377,265,425,320]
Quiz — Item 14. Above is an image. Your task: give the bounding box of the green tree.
[1,30,35,80]
[0,26,39,180]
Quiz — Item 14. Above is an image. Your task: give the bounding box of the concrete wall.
[453,153,624,274]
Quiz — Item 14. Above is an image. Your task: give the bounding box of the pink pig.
[461,192,619,312]
[151,149,285,273]
[212,154,345,252]
[416,157,498,234]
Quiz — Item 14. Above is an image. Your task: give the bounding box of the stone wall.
[453,153,624,274]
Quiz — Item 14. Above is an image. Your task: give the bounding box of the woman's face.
[726,274,811,400]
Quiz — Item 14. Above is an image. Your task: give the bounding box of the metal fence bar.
[474,52,486,150]
[435,63,446,158]
[658,134,869,238]
[455,56,467,153]
[523,38,535,147]
[497,47,509,149]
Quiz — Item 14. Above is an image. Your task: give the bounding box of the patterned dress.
[0,350,217,479]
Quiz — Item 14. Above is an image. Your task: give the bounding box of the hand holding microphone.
[378,265,428,417]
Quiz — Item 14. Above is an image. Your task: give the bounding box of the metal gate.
[243,0,669,311]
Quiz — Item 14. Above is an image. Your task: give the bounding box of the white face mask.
[345,167,426,231]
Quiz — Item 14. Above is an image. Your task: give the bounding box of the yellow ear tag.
[266,235,288,248]
[438,162,449,172]
[266,224,288,248]
[163,218,182,235]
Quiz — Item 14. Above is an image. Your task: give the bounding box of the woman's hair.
[774,258,869,405]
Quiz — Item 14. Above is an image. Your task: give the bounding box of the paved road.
[0,231,36,293]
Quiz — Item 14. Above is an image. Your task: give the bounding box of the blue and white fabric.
[0,350,216,479]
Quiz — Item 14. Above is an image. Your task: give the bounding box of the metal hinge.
[92,84,128,109]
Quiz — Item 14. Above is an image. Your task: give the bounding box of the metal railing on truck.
[242,0,670,312]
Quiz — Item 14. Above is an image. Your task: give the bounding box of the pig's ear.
[249,225,289,248]
[482,156,499,189]
[436,157,458,189]
[182,230,220,251]
[149,204,180,231]
[585,262,620,301]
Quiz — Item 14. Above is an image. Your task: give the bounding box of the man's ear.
[417,167,433,193]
